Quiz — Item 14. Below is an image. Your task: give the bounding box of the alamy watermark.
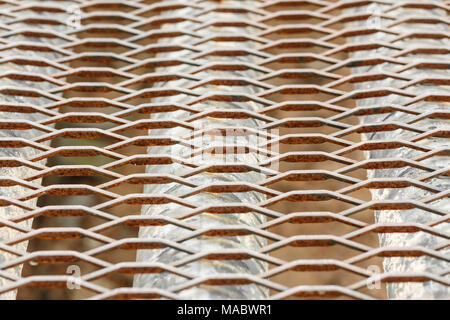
[65,263,383,290]
[66,265,81,290]
[66,5,81,29]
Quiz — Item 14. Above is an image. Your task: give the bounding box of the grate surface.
[0,0,448,300]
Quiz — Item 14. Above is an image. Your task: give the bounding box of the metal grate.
[0,0,448,300]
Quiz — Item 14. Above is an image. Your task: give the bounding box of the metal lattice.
[0,0,448,300]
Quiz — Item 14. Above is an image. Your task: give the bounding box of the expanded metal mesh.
[0,0,448,300]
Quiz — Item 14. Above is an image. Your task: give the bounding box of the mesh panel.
[0,0,448,300]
